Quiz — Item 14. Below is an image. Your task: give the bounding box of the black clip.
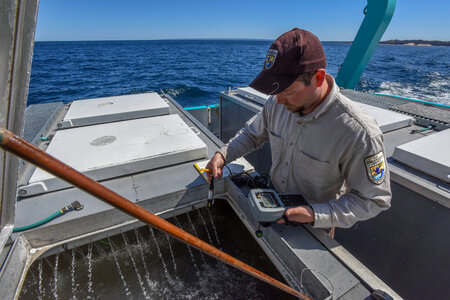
[207,177,214,208]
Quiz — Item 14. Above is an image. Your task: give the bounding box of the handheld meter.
[248,189,285,222]
[248,189,308,222]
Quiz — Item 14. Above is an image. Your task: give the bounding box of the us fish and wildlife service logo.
[264,49,278,70]
[364,151,386,184]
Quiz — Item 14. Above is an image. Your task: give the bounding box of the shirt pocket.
[268,132,284,172]
[296,151,334,191]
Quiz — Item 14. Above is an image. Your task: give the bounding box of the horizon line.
[34,38,449,43]
[34,38,351,43]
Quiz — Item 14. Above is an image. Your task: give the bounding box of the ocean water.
[28,40,450,107]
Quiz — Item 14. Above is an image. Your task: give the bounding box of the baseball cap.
[249,28,327,95]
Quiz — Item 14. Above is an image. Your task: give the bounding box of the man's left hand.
[277,205,314,224]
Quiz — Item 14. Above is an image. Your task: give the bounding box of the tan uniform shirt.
[219,76,391,228]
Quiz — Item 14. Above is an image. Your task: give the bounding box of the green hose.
[411,125,434,134]
[13,210,63,232]
[13,201,84,233]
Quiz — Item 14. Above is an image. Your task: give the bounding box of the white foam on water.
[164,87,187,98]
[134,229,159,295]
[174,216,200,274]
[164,233,178,273]
[38,260,45,299]
[148,226,177,288]
[121,233,150,299]
[378,81,419,98]
[52,253,59,300]
[186,211,206,262]
[107,237,132,298]
[197,209,214,245]
[377,79,450,105]
[87,243,94,297]
[71,249,77,299]
[204,208,221,246]
[428,77,450,103]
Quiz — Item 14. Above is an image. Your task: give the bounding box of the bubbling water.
[19,202,299,299]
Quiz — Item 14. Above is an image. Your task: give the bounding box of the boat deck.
[6,87,450,299]
[1,91,408,299]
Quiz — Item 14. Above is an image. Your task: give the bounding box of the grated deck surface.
[23,102,64,144]
[341,89,450,127]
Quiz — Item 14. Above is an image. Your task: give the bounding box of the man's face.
[275,79,318,114]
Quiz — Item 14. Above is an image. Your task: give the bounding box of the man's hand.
[277,205,314,224]
[205,152,226,180]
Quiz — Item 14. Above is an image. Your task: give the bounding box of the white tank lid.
[356,102,414,133]
[20,114,207,196]
[59,92,170,128]
[393,129,450,183]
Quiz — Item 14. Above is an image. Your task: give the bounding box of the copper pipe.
[0,128,311,300]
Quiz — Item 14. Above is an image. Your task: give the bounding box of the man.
[206,28,391,230]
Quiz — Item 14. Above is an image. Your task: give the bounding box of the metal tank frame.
[0,0,40,261]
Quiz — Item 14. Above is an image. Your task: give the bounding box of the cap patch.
[365,151,386,184]
[264,49,278,70]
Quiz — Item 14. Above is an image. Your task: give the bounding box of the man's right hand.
[205,152,226,180]
[276,205,315,224]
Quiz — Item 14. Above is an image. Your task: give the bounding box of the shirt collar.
[296,74,338,121]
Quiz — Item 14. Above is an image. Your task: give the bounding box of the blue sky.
[35,0,450,41]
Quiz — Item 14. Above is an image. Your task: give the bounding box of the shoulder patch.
[264,49,278,70]
[364,151,386,184]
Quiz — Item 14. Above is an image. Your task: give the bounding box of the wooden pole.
[0,128,312,300]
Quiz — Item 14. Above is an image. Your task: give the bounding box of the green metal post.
[336,0,396,89]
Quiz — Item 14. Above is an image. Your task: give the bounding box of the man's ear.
[315,69,326,87]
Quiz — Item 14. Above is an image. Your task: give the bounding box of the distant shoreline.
[379,39,449,47]
[333,39,449,46]
[34,39,450,46]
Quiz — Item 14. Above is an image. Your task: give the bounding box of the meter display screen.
[257,192,279,208]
